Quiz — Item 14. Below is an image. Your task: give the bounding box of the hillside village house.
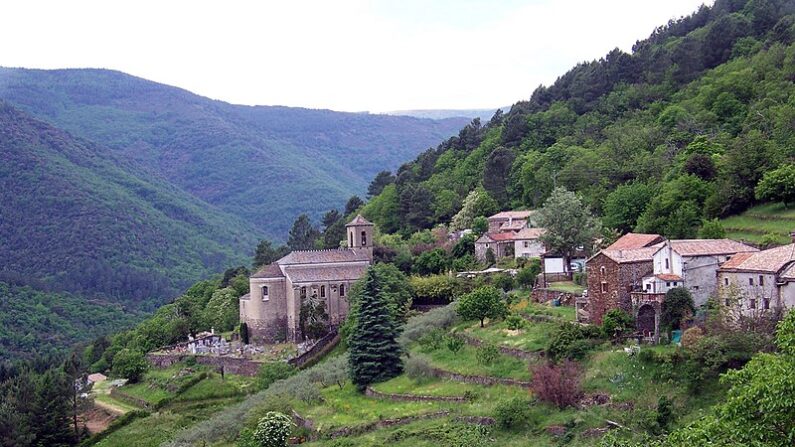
[240,215,374,343]
[717,241,795,315]
[639,239,758,307]
[585,234,664,329]
[475,210,545,262]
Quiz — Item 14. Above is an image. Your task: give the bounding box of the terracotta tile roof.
[514,227,545,240]
[782,263,795,280]
[346,214,373,226]
[489,210,535,220]
[477,232,516,243]
[601,247,659,264]
[655,273,682,281]
[719,252,755,270]
[670,239,758,257]
[277,248,371,265]
[607,233,663,250]
[499,219,527,231]
[251,263,285,279]
[285,264,368,283]
[718,244,795,273]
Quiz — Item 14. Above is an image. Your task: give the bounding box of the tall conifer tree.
[348,268,403,391]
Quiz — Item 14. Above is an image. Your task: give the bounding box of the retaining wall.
[532,288,579,305]
[146,354,262,376]
[457,333,543,360]
[430,367,532,387]
[364,386,467,402]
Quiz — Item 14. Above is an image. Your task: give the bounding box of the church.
[240,215,374,343]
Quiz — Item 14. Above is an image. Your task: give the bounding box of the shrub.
[273,375,322,404]
[492,273,515,292]
[546,323,602,361]
[516,261,541,288]
[531,361,582,409]
[601,309,635,340]
[655,395,674,433]
[111,348,148,383]
[662,287,695,332]
[306,354,347,389]
[505,314,526,330]
[680,326,704,348]
[240,322,250,345]
[410,275,462,304]
[252,412,293,447]
[256,362,297,391]
[399,304,458,347]
[418,329,446,351]
[493,397,535,430]
[476,344,500,365]
[405,355,434,382]
[445,336,464,353]
[573,272,587,287]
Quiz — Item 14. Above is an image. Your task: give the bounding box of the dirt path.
[81,406,118,434]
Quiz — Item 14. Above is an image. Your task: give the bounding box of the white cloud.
[0,0,710,111]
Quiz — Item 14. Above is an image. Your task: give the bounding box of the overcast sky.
[2,0,710,112]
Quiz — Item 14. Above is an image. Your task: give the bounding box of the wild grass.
[458,318,555,352]
[722,203,795,244]
[545,281,586,295]
[416,340,532,380]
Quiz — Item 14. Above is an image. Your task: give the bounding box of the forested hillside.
[361,0,795,240]
[0,68,468,239]
[0,101,260,305]
[0,282,142,361]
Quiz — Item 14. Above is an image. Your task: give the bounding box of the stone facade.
[586,251,655,325]
[241,215,374,344]
[717,243,795,316]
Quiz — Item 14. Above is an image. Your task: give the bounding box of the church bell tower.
[346,214,374,261]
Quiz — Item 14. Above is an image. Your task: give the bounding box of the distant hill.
[0,101,260,305]
[0,68,469,240]
[383,108,504,120]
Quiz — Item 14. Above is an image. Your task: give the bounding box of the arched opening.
[300,287,307,300]
[320,285,326,298]
[637,304,656,338]
[261,285,269,301]
[339,283,346,297]
[361,230,367,246]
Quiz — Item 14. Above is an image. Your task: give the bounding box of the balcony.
[631,291,665,307]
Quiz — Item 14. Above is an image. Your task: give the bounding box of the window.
[666,282,671,287]
[763,298,770,310]
[361,231,367,246]
[261,285,269,301]
[749,298,756,309]
[339,284,346,297]
[759,275,764,286]
[523,241,529,248]
[349,232,353,244]
[300,287,307,299]
[693,286,699,290]
[600,282,607,293]
[725,298,730,306]
[673,282,678,286]
[749,278,754,286]
[600,266,606,276]
[645,284,651,291]
[665,258,669,269]
[320,285,326,298]
[724,278,729,286]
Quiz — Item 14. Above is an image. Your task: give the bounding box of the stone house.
[639,239,758,307]
[513,228,545,259]
[584,233,664,326]
[474,232,515,261]
[240,215,374,343]
[487,210,535,233]
[717,242,795,316]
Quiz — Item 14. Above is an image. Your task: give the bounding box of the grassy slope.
[721,203,795,245]
[0,67,469,240]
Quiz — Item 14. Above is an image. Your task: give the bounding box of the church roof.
[277,248,371,265]
[284,264,369,283]
[346,214,374,227]
[250,263,285,279]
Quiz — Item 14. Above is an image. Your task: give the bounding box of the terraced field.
[721,203,795,246]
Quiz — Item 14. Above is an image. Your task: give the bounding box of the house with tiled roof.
[717,240,795,315]
[640,239,758,306]
[585,233,664,326]
[474,210,544,262]
[240,215,374,343]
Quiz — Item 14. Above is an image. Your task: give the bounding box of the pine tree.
[348,268,403,391]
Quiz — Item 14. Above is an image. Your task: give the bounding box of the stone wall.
[532,288,579,306]
[146,353,262,377]
[364,386,467,402]
[430,367,532,387]
[288,331,340,369]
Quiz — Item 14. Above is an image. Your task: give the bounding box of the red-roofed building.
[639,239,758,306]
[240,215,374,343]
[717,242,795,315]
